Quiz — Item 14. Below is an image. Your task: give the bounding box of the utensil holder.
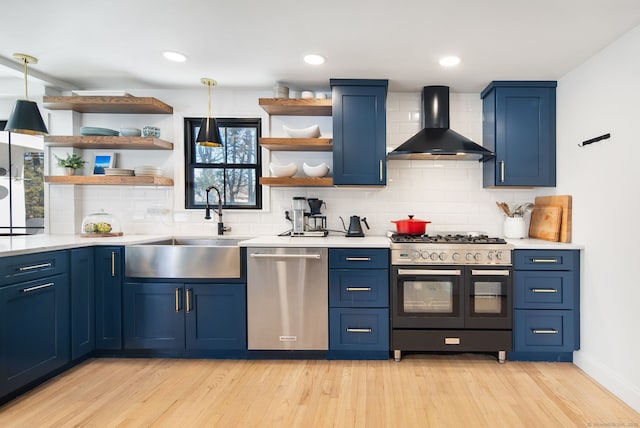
[503,217,526,239]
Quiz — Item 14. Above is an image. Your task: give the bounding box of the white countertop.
[0,234,583,257]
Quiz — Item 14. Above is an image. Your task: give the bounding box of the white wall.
[46,88,545,237]
[557,24,640,412]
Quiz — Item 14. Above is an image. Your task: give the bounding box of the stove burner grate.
[390,233,506,244]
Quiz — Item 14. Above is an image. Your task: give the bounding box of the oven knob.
[487,252,495,260]
[496,251,504,260]
[465,253,474,261]
[411,251,421,260]
[421,251,430,259]
[474,253,482,261]
[439,252,447,261]
[452,252,460,261]
[430,252,438,261]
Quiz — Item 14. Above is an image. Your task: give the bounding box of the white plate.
[72,91,132,97]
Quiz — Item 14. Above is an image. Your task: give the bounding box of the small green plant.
[55,153,86,170]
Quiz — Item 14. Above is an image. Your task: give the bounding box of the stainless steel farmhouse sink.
[125,237,248,279]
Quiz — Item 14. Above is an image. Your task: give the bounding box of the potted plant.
[55,153,86,176]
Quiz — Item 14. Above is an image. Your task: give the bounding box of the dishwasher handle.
[250,253,322,260]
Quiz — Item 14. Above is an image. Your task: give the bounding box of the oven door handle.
[471,269,510,276]
[397,269,461,276]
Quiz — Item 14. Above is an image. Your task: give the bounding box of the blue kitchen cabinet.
[330,79,388,186]
[123,282,246,353]
[328,248,389,359]
[510,249,580,361]
[70,247,95,360]
[94,246,123,350]
[481,81,556,187]
[0,251,70,398]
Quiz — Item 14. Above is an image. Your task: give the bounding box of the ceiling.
[1,0,640,95]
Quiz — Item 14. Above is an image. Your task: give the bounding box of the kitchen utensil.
[534,195,572,242]
[496,201,511,217]
[302,162,329,177]
[528,206,562,241]
[346,215,369,237]
[269,162,297,178]
[391,215,431,235]
[283,124,321,138]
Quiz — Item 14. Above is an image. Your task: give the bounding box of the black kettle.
[345,216,370,237]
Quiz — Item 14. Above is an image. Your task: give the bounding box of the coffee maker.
[289,196,328,237]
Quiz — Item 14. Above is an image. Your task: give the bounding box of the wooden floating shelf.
[45,176,174,186]
[259,138,332,151]
[258,98,332,116]
[44,135,173,150]
[43,96,173,114]
[259,177,333,187]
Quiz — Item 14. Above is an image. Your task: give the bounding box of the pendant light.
[6,53,49,136]
[196,78,222,147]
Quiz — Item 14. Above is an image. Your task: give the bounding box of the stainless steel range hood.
[388,86,494,161]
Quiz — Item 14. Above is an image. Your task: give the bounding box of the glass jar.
[81,209,121,236]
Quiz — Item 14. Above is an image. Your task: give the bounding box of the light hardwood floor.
[0,354,638,427]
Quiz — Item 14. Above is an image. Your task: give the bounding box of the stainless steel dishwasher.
[247,247,328,350]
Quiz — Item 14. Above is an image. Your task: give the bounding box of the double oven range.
[390,233,514,363]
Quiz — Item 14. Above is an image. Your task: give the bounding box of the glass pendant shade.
[6,99,49,135]
[196,117,222,147]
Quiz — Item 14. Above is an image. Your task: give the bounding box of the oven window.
[403,280,453,313]
[473,282,502,314]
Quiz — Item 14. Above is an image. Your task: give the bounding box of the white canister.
[503,217,527,239]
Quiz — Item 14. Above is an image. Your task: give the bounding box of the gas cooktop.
[390,233,506,244]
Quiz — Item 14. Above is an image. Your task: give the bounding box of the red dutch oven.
[391,215,431,235]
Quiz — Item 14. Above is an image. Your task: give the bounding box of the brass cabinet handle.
[532,329,558,334]
[345,257,371,261]
[445,337,461,345]
[18,262,52,272]
[379,160,383,182]
[22,282,54,293]
[500,160,505,182]
[186,288,192,313]
[346,328,372,333]
[532,258,559,263]
[345,287,372,292]
[111,252,116,277]
[175,288,180,312]
[532,288,559,293]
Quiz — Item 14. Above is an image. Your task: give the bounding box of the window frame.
[184,117,262,210]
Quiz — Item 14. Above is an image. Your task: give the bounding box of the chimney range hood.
[388,86,494,161]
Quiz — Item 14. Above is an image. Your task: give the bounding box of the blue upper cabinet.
[481,81,557,187]
[331,79,388,186]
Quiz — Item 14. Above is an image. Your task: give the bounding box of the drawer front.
[514,271,575,309]
[0,250,69,287]
[330,308,389,351]
[514,310,575,352]
[329,269,388,307]
[329,248,389,269]
[513,250,577,271]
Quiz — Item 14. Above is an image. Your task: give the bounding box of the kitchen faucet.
[204,185,228,235]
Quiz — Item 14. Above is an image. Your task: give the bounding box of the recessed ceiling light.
[163,51,187,62]
[304,54,326,65]
[439,56,461,67]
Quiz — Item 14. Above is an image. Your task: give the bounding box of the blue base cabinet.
[481,81,557,187]
[328,248,389,359]
[0,251,70,398]
[510,249,580,361]
[70,247,95,360]
[331,79,388,186]
[94,247,123,350]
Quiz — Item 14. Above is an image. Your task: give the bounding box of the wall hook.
[579,133,610,147]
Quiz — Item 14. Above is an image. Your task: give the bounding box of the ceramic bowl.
[269,162,298,178]
[120,127,142,137]
[283,124,321,138]
[142,126,161,138]
[302,162,329,177]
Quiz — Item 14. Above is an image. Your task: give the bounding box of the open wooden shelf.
[43,96,173,114]
[259,138,332,151]
[45,175,174,186]
[44,135,173,150]
[258,98,332,116]
[259,177,333,187]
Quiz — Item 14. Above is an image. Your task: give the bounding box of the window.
[185,117,262,210]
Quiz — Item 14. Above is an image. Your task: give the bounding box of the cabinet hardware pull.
[379,160,383,182]
[345,287,372,292]
[22,282,54,293]
[346,328,372,333]
[398,269,461,276]
[532,258,558,263]
[471,269,510,276]
[345,257,371,261]
[250,253,321,260]
[175,288,180,312]
[500,160,505,182]
[445,337,461,345]
[186,288,192,313]
[18,262,52,272]
[532,288,558,293]
[111,252,116,277]
[532,329,558,334]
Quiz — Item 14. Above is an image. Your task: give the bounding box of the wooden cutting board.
[528,206,563,242]
[534,195,572,242]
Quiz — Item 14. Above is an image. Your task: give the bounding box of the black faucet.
[204,185,227,235]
